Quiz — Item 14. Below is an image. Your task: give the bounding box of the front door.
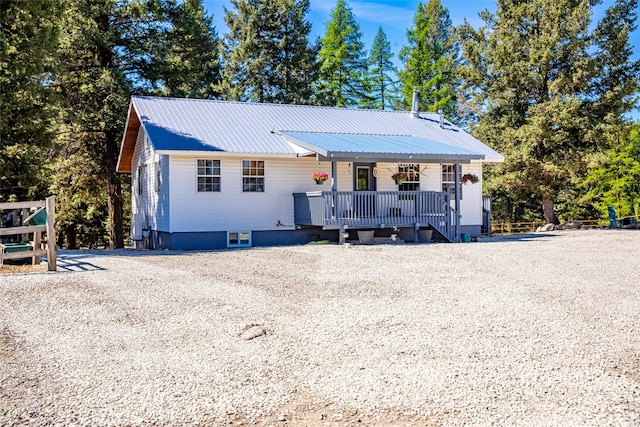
[354,164,376,217]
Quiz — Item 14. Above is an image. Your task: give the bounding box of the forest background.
[1,0,638,249]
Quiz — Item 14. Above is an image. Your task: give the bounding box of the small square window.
[228,231,251,247]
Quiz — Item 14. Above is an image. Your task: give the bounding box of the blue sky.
[203,0,639,118]
[203,0,639,58]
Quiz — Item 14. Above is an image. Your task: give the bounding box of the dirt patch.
[0,264,46,274]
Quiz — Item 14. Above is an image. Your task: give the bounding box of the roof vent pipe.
[438,110,444,128]
[410,89,420,118]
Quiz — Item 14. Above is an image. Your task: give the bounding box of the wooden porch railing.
[294,191,459,242]
[0,197,56,271]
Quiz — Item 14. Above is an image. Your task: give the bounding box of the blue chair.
[608,206,618,228]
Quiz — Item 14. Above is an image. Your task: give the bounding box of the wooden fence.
[490,218,608,236]
[0,197,56,271]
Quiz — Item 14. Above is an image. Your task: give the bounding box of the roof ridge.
[131,95,441,115]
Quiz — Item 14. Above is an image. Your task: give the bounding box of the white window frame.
[442,164,462,200]
[197,159,221,192]
[242,160,265,192]
[137,164,146,196]
[398,163,420,191]
[227,231,251,248]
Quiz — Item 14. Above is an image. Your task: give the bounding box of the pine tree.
[159,0,222,98]
[221,0,315,103]
[580,124,640,219]
[52,0,174,248]
[314,0,368,107]
[0,0,61,201]
[459,0,594,224]
[367,27,396,110]
[52,0,132,248]
[578,0,640,220]
[274,0,317,104]
[590,0,639,125]
[398,0,458,118]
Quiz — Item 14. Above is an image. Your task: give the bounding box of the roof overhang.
[116,102,140,173]
[282,132,485,163]
[155,150,298,158]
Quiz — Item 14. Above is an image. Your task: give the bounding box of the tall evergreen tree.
[367,27,396,110]
[314,0,368,107]
[52,0,173,248]
[459,0,594,224]
[274,0,318,104]
[590,0,639,125]
[221,0,315,103]
[0,0,61,201]
[158,0,222,98]
[577,0,640,220]
[398,0,458,118]
[52,0,131,248]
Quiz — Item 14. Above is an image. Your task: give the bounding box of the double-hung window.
[155,161,161,193]
[197,159,221,192]
[137,164,146,195]
[398,164,420,191]
[442,164,462,200]
[242,160,264,192]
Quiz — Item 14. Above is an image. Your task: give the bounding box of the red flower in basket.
[312,171,329,184]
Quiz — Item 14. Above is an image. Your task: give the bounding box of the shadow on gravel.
[477,233,560,243]
[57,253,107,272]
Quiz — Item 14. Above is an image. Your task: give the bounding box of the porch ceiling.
[282,131,485,163]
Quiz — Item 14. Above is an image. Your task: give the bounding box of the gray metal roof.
[129,96,504,162]
[283,132,484,162]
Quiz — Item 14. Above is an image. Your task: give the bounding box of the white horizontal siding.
[167,157,481,232]
[170,156,337,232]
[458,162,482,226]
[131,130,170,232]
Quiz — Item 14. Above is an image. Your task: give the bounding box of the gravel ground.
[1,229,639,426]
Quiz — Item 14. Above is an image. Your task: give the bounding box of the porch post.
[331,160,338,220]
[454,163,461,242]
[331,160,338,191]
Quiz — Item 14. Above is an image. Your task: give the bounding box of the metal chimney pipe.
[438,110,444,128]
[410,89,420,118]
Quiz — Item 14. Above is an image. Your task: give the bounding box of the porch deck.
[293,191,459,242]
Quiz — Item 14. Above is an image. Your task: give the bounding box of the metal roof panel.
[128,96,504,161]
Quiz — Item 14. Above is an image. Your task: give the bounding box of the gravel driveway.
[1,230,639,426]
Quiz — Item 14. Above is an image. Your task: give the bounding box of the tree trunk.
[542,197,559,225]
[106,123,124,248]
[107,177,124,249]
[65,225,77,250]
[106,131,124,249]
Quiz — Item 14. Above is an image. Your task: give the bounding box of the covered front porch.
[283,131,486,243]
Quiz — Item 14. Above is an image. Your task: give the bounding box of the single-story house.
[117,94,503,250]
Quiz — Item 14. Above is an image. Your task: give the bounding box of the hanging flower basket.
[461,173,479,185]
[392,172,408,185]
[312,171,329,184]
